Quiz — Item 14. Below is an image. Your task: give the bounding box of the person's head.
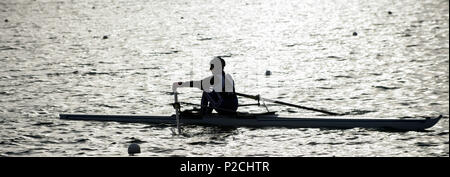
[210,56,225,75]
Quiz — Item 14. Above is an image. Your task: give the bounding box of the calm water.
[0,0,448,156]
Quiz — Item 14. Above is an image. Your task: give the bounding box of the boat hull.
[59,113,442,131]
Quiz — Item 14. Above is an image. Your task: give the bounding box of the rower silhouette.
[172,56,238,115]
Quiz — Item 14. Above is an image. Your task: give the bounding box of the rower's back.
[202,57,239,115]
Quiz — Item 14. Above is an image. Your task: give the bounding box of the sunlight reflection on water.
[0,0,448,156]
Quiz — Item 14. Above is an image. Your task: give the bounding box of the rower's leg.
[201,92,213,115]
[215,94,239,115]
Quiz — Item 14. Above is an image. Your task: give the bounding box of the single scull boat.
[59,92,442,131]
[59,112,441,131]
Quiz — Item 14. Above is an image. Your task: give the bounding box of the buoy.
[5,19,8,22]
[388,11,392,15]
[128,143,141,155]
[265,70,272,76]
[352,32,358,36]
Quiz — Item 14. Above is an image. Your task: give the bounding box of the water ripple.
[0,0,448,157]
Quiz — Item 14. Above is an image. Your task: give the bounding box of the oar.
[235,92,342,116]
[173,92,181,134]
[177,102,259,107]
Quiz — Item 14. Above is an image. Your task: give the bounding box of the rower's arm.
[172,76,212,92]
[172,80,202,92]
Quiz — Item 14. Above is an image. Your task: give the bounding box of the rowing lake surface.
[0,0,448,157]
